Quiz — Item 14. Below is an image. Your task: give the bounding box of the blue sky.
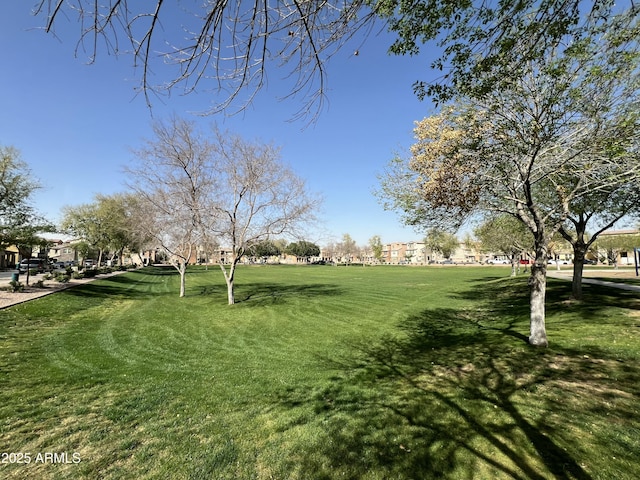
[0,3,439,247]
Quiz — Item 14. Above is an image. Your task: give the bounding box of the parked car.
[17,258,49,273]
[488,258,510,264]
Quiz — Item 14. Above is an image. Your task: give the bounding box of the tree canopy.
[62,194,141,267]
[368,235,384,263]
[0,147,38,215]
[424,229,458,260]
[378,7,640,346]
[34,1,637,119]
[0,146,54,257]
[474,215,534,275]
[34,0,377,121]
[286,241,321,259]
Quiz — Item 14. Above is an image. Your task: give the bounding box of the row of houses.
[0,240,95,269]
[0,239,158,269]
[374,229,640,266]
[378,241,481,265]
[3,229,638,270]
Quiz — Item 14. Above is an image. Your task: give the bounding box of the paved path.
[547,271,640,293]
[0,269,129,310]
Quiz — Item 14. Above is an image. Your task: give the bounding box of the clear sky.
[0,3,439,247]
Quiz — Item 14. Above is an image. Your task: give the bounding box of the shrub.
[33,279,46,288]
[55,273,70,283]
[29,268,39,276]
[8,280,24,292]
[71,271,84,280]
[83,269,98,278]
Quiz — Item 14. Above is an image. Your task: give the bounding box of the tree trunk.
[227,272,235,305]
[179,262,186,297]
[571,244,587,300]
[528,244,549,347]
[220,261,237,305]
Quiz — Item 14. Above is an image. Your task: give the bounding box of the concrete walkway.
[547,271,640,293]
[0,269,129,310]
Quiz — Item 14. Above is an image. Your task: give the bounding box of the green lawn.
[1,265,638,479]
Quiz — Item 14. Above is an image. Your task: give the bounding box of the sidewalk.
[0,269,129,310]
[547,270,640,293]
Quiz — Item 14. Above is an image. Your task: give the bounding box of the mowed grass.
[0,265,638,479]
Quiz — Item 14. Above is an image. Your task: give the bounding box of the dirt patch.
[581,268,638,279]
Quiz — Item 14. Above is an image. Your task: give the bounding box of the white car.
[488,258,510,264]
[548,259,570,265]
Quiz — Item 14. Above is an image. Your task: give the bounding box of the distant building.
[1,245,19,269]
[47,240,78,264]
[595,229,640,266]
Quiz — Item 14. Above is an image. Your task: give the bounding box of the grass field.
[0,265,638,479]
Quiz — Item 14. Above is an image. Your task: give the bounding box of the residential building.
[47,240,78,264]
[384,242,408,264]
[1,245,19,269]
[595,229,640,266]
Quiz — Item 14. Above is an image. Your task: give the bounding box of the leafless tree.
[322,241,338,265]
[126,117,216,297]
[208,128,320,304]
[125,117,318,301]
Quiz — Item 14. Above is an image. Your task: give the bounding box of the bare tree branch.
[34,0,379,123]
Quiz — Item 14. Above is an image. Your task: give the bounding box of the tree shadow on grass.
[451,275,640,334]
[143,265,181,275]
[60,272,167,301]
[231,282,344,306]
[268,302,639,479]
[195,280,344,306]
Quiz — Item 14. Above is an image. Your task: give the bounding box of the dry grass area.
[581,268,638,278]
